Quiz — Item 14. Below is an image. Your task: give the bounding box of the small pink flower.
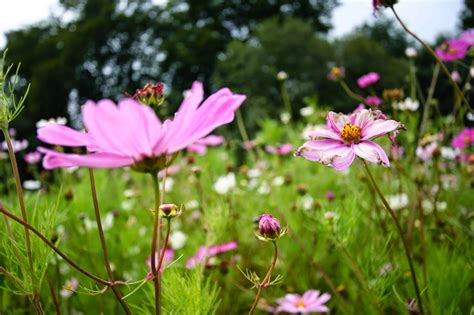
[258,214,282,240]
[365,96,383,106]
[24,151,43,164]
[325,191,335,201]
[145,248,175,280]
[242,140,257,151]
[60,278,79,298]
[275,290,331,314]
[265,144,294,155]
[1,139,28,153]
[37,82,245,170]
[357,72,380,88]
[460,29,474,46]
[451,128,474,150]
[416,142,438,161]
[435,39,469,62]
[451,71,461,83]
[187,135,224,155]
[296,109,403,171]
[186,241,238,269]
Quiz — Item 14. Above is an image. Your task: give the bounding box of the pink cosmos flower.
[187,135,224,155]
[435,39,469,62]
[265,144,294,155]
[275,290,331,314]
[416,142,438,161]
[357,72,380,88]
[295,109,403,171]
[365,96,383,106]
[60,278,79,298]
[460,29,474,46]
[145,248,175,280]
[451,127,474,150]
[37,81,246,170]
[24,151,42,164]
[186,241,238,269]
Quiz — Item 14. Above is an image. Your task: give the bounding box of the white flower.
[60,278,78,298]
[257,182,271,195]
[301,195,314,210]
[272,176,285,186]
[102,212,114,230]
[276,71,288,81]
[121,200,134,211]
[324,211,336,220]
[300,106,314,117]
[1,139,28,152]
[23,180,41,190]
[214,173,236,194]
[394,98,419,111]
[440,147,459,160]
[185,199,199,210]
[470,67,474,78]
[247,168,261,178]
[160,177,174,192]
[387,193,409,210]
[280,112,291,124]
[405,47,417,58]
[467,111,474,121]
[170,230,188,249]
[36,117,67,129]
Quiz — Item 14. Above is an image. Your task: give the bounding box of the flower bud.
[158,203,183,218]
[327,66,345,81]
[131,82,165,107]
[256,214,286,241]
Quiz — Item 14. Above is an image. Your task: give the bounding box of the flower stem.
[390,6,471,112]
[0,204,110,286]
[361,160,424,315]
[155,218,171,276]
[150,172,161,315]
[339,80,366,104]
[46,276,61,315]
[248,241,278,315]
[88,169,131,314]
[419,63,440,140]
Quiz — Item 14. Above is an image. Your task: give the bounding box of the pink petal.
[302,290,321,303]
[315,293,331,305]
[37,124,90,147]
[308,128,342,141]
[353,109,373,129]
[327,112,349,133]
[330,146,356,171]
[296,141,355,171]
[196,135,224,146]
[362,119,401,140]
[37,147,133,169]
[305,305,330,313]
[187,143,208,155]
[353,141,390,167]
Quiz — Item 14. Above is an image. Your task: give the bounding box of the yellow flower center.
[295,300,306,308]
[341,123,361,143]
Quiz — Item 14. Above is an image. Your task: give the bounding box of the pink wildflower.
[275,290,331,314]
[357,72,380,89]
[242,140,257,151]
[24,151,42,164]
[416,142,438,161]
[37,82,246,170]
[60,278,79,298]
[435,39,469,62]
[460,29,474,46]
[258,214,282,240]
[451,128,474,150]
[265,144,294,155]
[325,191,335,201]
[296,109,403,171]
[186,241,238,269]
[187,135,224,155]
[365,96,383,106]
[1,139,28,152]
[145,248,175,280]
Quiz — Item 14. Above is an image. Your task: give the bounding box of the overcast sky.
[0,0,465,49]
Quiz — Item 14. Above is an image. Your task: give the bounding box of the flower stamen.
[341,123,361,143]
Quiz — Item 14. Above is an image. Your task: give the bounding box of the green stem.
[150,172,161,315]
[280,81,292,119]
[419,64,440,141]
[248,241,278,315]
[391,6,471,112]
[339,80,366,104]
[361,160,424,314]
[88,169,131,314]
[0,205,109,286]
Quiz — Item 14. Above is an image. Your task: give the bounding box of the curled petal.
[353,141,390,167]
[362,119,402,140]
[37,147,133,169]
[327,112,349,133]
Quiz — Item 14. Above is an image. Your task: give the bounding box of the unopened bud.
[130,82,165,106]
[158,203,183,218]
[327,66,345,81]
[256,214,286,241]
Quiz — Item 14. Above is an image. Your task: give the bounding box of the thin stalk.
[47,276,61,315]
[417,192,430,312]
[339,80,366,104]
[88,169,131,314]
[248,241,278,315]
[1,130,34,282]
[150,172,161,315]
[155,218,171,277]
[236,109,258,162]
[419,64,440,140]
[0,205,109,286]
[391,6,471,112]
[280,81,292,119]
[361,160,424,314]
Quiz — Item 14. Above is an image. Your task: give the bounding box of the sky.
[0,0,465,49]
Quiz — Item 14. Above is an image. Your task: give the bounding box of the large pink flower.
[295,109,403,171]
[435,39,469,62]
[275,290,331,314]
[451,127,474,150]
[37,82,246,171]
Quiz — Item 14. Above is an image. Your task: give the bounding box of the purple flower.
[258,214,282,240]
[435,39,469,62]
[37,81,246,170]
[187,135,224,155]
[365,96,383,106]
[24,151,42,164]
[265,144,294,155]
[296,109,403,171]
[186,241,238,269]
[357,72,380,89]
[451,128,474,150]
[275,290,331,314]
